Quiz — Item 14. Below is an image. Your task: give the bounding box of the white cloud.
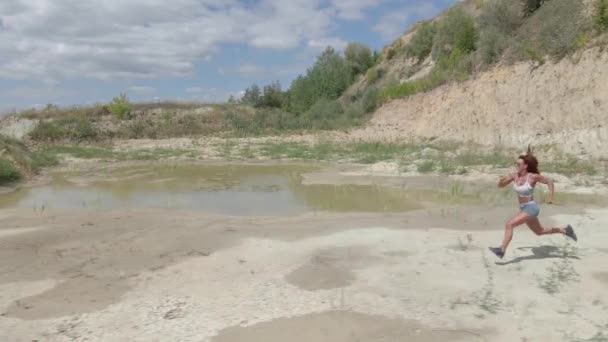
[373,2,443,41]
[308,37,348,51]
[330,0,384,20]
[0,0,363,81]
[126,86,157,95]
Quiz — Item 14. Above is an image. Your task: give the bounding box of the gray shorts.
[520,201,540,217]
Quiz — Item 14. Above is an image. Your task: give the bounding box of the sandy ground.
[1,187,607,342]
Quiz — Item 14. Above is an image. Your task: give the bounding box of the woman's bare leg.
[501,211,532,253]
[526,218,566,236]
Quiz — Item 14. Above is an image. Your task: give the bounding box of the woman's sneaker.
[565,225,578,242]
[488,247,505,259]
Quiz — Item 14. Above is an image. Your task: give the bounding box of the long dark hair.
[518,144,539,174]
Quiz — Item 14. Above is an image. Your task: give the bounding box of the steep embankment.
[353,45,608,159]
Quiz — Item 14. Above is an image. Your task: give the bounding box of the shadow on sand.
[496,245,580,266]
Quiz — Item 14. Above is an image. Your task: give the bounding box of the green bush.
[29,121,66,141]
[304,98,345,130]
[366,67,381,84]
[29,118,98,141]
[514,0,588,60]
[108,93,133,120]
[30,151,60,170]
[287,47,352,114]
[344,42,374,76]
[477,0,524,64]
[596,0,608,32]
[379,47,473,102]
[478,27,510,64]
[222,108,305,135]
[360,87,379,113]
[67,118,97,140]
[0,159,21,184]
[405,21,436,62]
[480,0,524,34]
[432,6,479,60]
[417,160,436,173]
[344,103,365,122]
[123,118,158,139]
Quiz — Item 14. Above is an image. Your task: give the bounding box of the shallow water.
[0,164,424,215]
[2,163,604,216]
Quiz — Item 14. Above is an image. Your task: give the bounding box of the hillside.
[341,0,608,158]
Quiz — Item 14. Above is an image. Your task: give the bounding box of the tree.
[344,42,373,76]
[287,47,352,114]
[242,84,262,106]
[260,81,284,108]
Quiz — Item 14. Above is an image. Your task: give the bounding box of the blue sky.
[0,0,457,112]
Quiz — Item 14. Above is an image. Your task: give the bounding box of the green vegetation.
[478,0,524,64]
[543,157,598,177]
[0,159,21,184]
[597,0,608,32]
[417,160,436,173]
[108,93,133,120]
[366,66,381,84]
[405,21,436,62]
[514,0,589,60]
[0,134,59,184]
[29,117,98,142]
[432,6,479,60]
[374,0,599,102]
[344,42,374,76]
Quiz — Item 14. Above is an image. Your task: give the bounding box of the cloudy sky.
[0,0,456,111]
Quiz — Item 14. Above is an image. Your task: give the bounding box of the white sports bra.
[513,173,534,199]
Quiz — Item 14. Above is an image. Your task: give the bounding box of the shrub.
[479,27,510,64]
[386,47,396,60]
[405,21,437,62]
[29,121,66,141]
[479,0,524,34]
[30,151,59,170]
[344,103,365,122]
[122,118,160,139]
[108,93,133,120]
[525,47,546,65]
[514,0,588,60]
[478,0,524,63]
[303,99,345,130]
[596,0,608,32]
[417,160,436,173]
[360,87,379,113]
[67,118,97,140]
[366,67,381,84]
[432,6,479,60]
[344,42,373,76]
[29,118,98,141]
[0,159,21,184]
[287,47,352,114]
